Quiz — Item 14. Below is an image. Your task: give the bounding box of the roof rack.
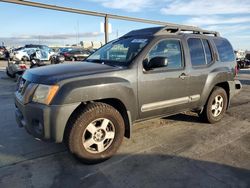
[155,25,220,37]
[122,25,220,38]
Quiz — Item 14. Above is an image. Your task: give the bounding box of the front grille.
[16,77,37,104]
[17,77,30,95]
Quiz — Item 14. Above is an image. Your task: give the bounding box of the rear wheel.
[67,103,125,164]
[22,56,29,62]
[200,87,228,124]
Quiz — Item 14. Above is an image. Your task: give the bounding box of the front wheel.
[200,87,228,124]
[67,103,125,164]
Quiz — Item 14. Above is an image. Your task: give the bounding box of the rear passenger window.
[202,39,213,64]
[188,38,206,66]
[213,38,235,62]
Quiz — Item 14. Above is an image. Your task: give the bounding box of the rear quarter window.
[213,38,235,62]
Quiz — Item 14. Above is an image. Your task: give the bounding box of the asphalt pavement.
[0,60,249,188]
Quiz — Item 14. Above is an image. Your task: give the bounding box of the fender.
[199,67,234,107]
[52,76,138,122]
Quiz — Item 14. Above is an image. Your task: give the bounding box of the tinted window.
[188,38,206,66]
[148,39,182,69]
[202,39,213,64]
[213,38,235,62]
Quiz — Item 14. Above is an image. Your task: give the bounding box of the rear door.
[186,37,214,108]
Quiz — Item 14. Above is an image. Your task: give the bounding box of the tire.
[6,69,15,78]
[243,62,246,69]
[200,87,228,124]
[50,58,55,64]
[67,102,125,164]
[22,56,28,62]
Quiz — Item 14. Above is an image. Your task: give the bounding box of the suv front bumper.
[15,97,80,143]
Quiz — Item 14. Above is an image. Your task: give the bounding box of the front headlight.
[32,84,59,105]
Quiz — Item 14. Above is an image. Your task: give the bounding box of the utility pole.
[104,15,109,44]
[77,20,79,45]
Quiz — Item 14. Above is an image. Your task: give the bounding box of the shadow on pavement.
[164,113,201,124]
[0,152,249,188]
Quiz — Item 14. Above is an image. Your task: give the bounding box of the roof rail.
[156,25,220,37]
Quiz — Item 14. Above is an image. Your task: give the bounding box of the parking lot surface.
[0,60,249,188]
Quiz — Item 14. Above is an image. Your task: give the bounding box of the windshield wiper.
[86,59,124,68]
[85,59,102,63]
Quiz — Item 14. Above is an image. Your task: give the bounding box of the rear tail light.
[64,52,69,56]
[19,64,27,70]
[234,65,239,77]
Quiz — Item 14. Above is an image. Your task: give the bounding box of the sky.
[0,0,249,49]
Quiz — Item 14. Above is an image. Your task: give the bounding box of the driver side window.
[147,39,183,69]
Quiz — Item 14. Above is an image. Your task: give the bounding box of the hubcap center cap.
[93,129,105,142]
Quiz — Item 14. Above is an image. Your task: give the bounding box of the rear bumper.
[229,80,242,99]
[15,97,80,143]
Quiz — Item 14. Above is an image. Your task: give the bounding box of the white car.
[11,48,34,61]
[25,45,55,60]
[11,48,55,61]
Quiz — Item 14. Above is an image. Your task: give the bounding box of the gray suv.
[15,26,242,164]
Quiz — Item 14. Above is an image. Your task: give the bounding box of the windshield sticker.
[131,39,148,43]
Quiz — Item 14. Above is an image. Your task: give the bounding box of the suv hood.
[22,62,122,84]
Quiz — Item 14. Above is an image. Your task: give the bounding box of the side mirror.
[144,56,168,70]
[143,58,149,70]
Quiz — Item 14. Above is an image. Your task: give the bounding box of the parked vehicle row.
[237,52,250,69]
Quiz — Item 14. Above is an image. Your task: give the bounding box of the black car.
[62,48,91,61]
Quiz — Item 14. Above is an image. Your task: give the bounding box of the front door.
[138,38,191,119]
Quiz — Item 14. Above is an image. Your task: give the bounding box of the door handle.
[179,73,189,80]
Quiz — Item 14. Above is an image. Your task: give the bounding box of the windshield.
[86,37,150,66]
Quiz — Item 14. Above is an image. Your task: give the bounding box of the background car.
[24,44,55,60]
[237,52,250,69]
[50,54,65,64]
[0,46,7,59]
[245,53,250,67]
[10,45,55,61]
[11,48,31,61]
[62,48,91,61]
[58,47,73,54]
[6,60,28,78]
